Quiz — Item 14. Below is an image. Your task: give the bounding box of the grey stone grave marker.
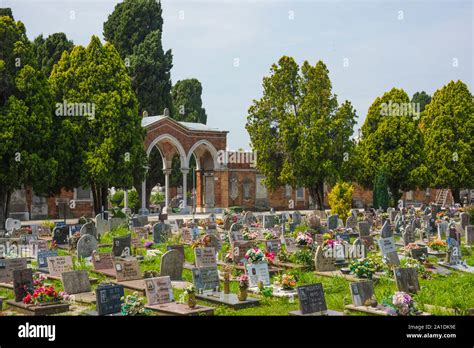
[394,267,420,293]
[77,234,98,259]
[160,249,184,281]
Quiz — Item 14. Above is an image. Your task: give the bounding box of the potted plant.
[237,274,249,301]
[349,257,376,279]
[185,285,197,308]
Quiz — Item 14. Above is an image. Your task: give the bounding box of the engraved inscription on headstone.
[297,283,327,314]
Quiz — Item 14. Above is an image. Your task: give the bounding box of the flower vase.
[187,293,197,308]
[223,279,230,294]
[237,288,248,301]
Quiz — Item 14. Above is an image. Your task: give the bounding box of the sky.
[3,0,473,150]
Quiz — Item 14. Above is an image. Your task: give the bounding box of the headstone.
[166,245,185,260]
[95,213,110,236]
[29,239,48,258]
[284,237,298,253]
[80,221,97,239]
[388,208,397,224]
[223,215,233,230]
[0,258,28,283]
[206,234,221,252]
[52,226,69,245]
[47,255,73,277]
[37,250,58,269]
[114,259,141,282]
[229,229,244,242]
[350,238,367,259]
[92,252,114,271]
[13,268,33,302]
[307,213,320,229]
[297,283,327,314]
[394,267,420,293]
[152,222,171,244]
[96,283,124,315]
[265,239,281,254]
[243,211,256,225]
[263,215,277,229]
[410,247,428,260]
[345,216,357,230]
[37,225,52,237]
[192,266,219,291]
[144,276,174,305]
[292,211,302,225]
[314,246,336,272]
[195,247,217,268]
[77,234,98,259]
[335,232,350,243]
[246,263,270,287]
[327,215,338,230]
[61,270,91,294]
[5,218,20,232]
[378,236,400,266]
[231,240,253,264]
[402,226,415,245]
[160,249,184,281]
[112,234,131,257]
[349,280,374,306]
[358,221,370,237]
[460,212,470,231]
[466,225,474,245]
[447,239,461,265]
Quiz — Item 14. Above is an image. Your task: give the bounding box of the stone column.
[163,168,172,214]
[141,181,146,210]
[124,190,129,209]
[181,168,189,213]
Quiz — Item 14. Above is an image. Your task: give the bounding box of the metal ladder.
[435,189,450,207]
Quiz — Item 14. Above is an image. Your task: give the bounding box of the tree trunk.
[451,188,460,204]
[100,186,108,213]
[390,185,402,207]
[91,182,100,215]
[0,189,7,232]
[309,183,325,210]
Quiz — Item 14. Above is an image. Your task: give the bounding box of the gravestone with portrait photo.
[144,276,174,305]
[265,239,281,254]
[246,262,270,288]
[114,259,142,282]
[95,283,124,316]
[394,267,420,293]
[296,283,327,314]
[112,234,131,257]
[194,247,217,268]
[52,225,69,245]
[349,280,375,306]
[37,250,58,271]
[378,221,400,266]
[191,266,220,292]
[92,252,116,277]
[153,222,171,244]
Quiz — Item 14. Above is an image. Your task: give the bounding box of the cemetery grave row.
[0,205,473,316]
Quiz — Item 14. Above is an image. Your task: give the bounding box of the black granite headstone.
[297,283,327,314]
[95,283,124,315]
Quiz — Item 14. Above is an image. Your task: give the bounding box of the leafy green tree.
[49,36,147,214]
[328,182,353,223]
[421,81,473,203]
[0,13,57,230]
[103,0,172,115]
[411,91,431,113]
[246,56,357,209]
[355,88,428,203]
[373,170,390,210]
[172,78,207,124]
[32,33,74,77]
[110,190,124,207]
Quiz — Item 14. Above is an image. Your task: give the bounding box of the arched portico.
[141,115,227,213]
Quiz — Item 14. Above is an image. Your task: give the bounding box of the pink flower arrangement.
[33,273,47,287]
[238,274,249,289]
[245,247,266,263]
[296,232,313,247]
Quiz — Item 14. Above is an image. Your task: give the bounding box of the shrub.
[328,182,353,223]
[110,190,124,207]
